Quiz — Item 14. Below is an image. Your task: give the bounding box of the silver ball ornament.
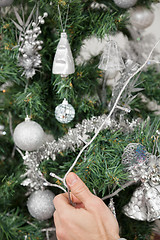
[130,6,154,29]
[113,0,137,9]
[27,190,55,220]
[55,99,75,124]
[13,117,44,151]
[0,0,14,7]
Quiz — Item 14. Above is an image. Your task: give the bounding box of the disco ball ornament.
[0,0,14,7]
[13,116,44,151]
[130,6,154,29]
[55,98,75,124]
[27,190,55,220]
[113,0,137,9]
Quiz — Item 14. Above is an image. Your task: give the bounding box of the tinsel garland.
[21,116,140,191]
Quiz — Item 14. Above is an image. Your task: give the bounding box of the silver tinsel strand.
[21,116,140,191]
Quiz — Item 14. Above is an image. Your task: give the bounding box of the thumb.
[66,172,93,206]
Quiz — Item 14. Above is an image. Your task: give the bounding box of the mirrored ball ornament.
[27,190,55,220]
[55,98,75,124]
[130,6,154,29]
[0,0,14,7]
[13,117,44,151]
[113,0,137,9]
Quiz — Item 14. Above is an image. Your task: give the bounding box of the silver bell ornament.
[122,143,160,222]
[52,31,75,77]
[98,40,125,72]
[129,6,154,29]
[13,116,44,151]
[27,190,55,220]
[123,183,160,222]
[113,0,137,9]
[55,98,75,124]
[0,0,14,7]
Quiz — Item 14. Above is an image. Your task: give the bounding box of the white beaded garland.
[13,117,44,151]
[113,0,137,9]
[55,99,75,124]
[27,190,55,220]
[0,0,14,7]
[129,6,154,29]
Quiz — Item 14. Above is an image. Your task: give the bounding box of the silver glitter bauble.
[130,6,154,29]
[13,117,44,151]
[27,190,55,220]
[113,0,137,9]
[0,0,14,7]
[55,98,75,124]
[52,31,75,77]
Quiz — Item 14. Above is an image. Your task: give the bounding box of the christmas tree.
[0,0,160,239]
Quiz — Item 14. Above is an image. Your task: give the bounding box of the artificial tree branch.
[102,180,138,200]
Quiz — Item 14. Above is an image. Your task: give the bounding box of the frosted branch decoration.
[12,6,48,79]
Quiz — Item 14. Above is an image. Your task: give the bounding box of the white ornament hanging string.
[57,0,71,31]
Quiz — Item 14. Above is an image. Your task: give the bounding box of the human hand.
[53,172,120,240]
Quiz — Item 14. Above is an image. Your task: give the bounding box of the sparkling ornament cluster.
[17,11,48,79]
[122,143,160,221]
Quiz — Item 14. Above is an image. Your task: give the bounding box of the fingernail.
[67,173,78,186]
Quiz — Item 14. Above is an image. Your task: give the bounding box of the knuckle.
[73,183,87,195]
[90,196,103,210]
[56,228,65,240]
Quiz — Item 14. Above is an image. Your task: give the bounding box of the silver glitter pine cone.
[113,0,137,9]
[27,190,55,220]
[13,117,44,151]
[0,0,14,7]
